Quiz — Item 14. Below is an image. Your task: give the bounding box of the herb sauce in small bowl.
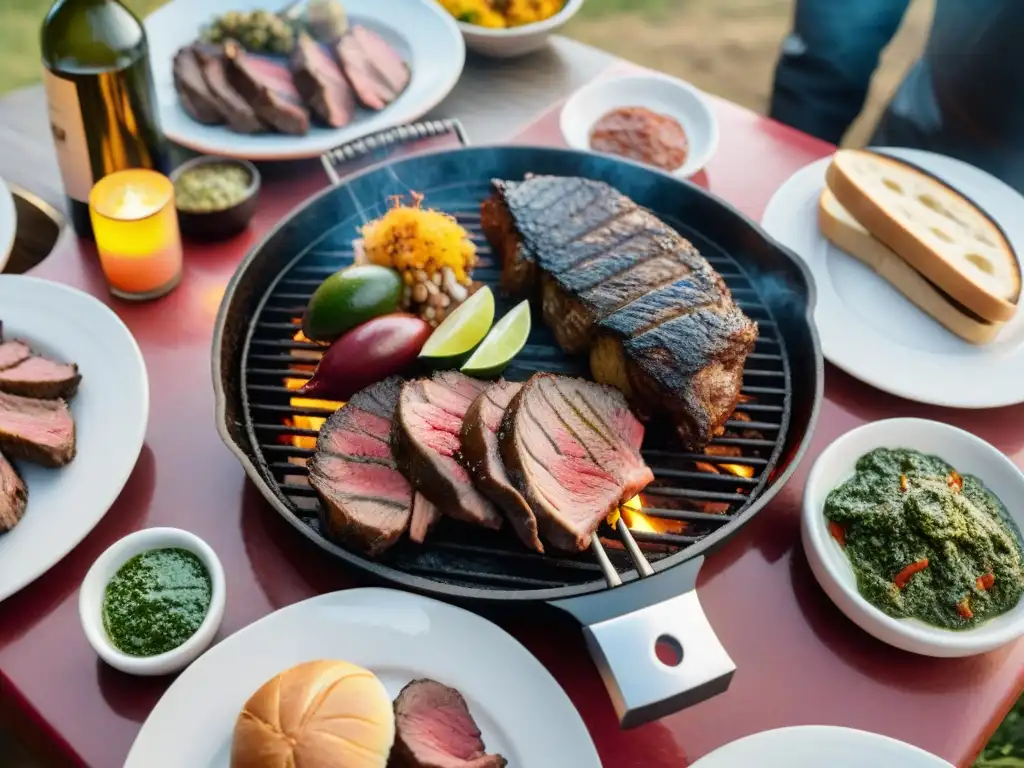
[170,156,260,242]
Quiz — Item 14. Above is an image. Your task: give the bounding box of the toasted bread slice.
[819,188,1005,345]
[826,149,1020,323]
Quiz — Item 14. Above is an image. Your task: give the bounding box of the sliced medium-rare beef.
[222,40,309,135]
[307,377,412,556]
[173,46,225,125]
[391,679,507,768]
[336,25,410,110]
[500,374,652,552]
[0,391,76,468]
[0,450,27,532]
[481,175,758,450]
[0,340,31,372]
[290,32,356,128]
[192,44,263,134]
[392,372,503,531]
[460,381,543,553]
[0,356,81,400]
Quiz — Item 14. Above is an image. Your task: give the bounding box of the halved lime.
[419,285,495,366]
[461,300,531,378]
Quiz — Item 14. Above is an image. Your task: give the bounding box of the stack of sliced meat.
[0,323,80,533]
[172,25,410,135]
[307,371,653,557]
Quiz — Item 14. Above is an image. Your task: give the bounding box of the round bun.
[231,660,395,768]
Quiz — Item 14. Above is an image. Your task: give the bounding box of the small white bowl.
[802,418,1024,658]
[560,73,720,179]
[79,527,226,676]
[456,0,585,58]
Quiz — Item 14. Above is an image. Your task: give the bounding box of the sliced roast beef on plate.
[391,679,508,768]
[500,374,653,552]
[0,450,27,533]
[190,43,264,134]
[290,32,356,128]
[0,391,76,468]
[0,340,31,372]
[221,40,310,136]
[460,380,544,553]
[0,356,81,400]
[307,376,413,555]
[392,371,504,532]
[172,46,225,125]
[336,24,410,110]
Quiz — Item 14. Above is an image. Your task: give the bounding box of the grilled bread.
[819,189,1006,345]
[826,149,1020,323]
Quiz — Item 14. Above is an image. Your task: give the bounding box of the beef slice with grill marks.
[0,340,31,372]
[173,46,225,125]
[0,450,27,532]
[307,376,412,555]
[0,356,81,400]
[500,374,652,552]
[336,25,410,111]
[392,372,504,531]
[290,32,356,128]
[222,40,309,135]
[460,380,543,553]
[0,391,76,468]
[192,44,264,134]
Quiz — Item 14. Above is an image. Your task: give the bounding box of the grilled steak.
[290,32,356,128]
[191,44,264,134]
[500,374,653,552]
[0,450,27,532]
[0,356,81,400]
[460,380,543,553]
[409,492,441,544]
[336,25,410,110]
[307,377,412,556]
[0,340,31,372]
[481,176,758,450]
[392,372,504,531]
[0,391,76,468]
[173,46,225,125]
[391,679,507,768]
[222,40,309,135]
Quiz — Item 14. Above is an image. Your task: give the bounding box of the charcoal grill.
[214,120,823,727]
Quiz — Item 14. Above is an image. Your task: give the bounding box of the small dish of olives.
[171,156,261,241]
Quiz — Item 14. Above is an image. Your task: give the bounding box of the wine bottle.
[41,0,170,239]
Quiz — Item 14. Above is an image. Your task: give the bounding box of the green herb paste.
[824,447,1024,630]
[102,548,212,657]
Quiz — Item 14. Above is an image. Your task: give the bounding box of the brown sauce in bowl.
[589,107,689,171]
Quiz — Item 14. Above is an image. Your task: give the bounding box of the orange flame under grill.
[282,328,343,451]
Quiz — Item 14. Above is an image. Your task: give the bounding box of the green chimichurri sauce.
[102,548,212,657]
[824,447,1024,630]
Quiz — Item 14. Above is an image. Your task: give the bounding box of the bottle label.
[43,70,94,204]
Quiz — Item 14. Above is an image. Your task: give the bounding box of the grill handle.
[551,556,735,728]
[320,119,470,186]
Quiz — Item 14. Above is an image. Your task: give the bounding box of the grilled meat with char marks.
[0,356,81,400]
[481,175,758,449]
[0,391,76,468]
[0,340,31,372]
[0,450,26,532]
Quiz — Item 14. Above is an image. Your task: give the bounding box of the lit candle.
[88,169,183,301]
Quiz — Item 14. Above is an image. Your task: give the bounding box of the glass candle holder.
[88,169,183,301]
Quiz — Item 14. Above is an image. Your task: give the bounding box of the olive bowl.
[79,527,227,676]
[802,418,1024,658]
[171,155,261,242]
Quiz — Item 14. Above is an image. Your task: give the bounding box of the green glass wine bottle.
[41,0,170,239]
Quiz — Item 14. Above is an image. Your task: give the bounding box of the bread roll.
[231,660,395,768]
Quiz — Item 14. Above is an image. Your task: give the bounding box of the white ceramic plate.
[0,177,16,273]
[125,588,600,768]
[762,148,1024,408]
[691,726,953,768]
[145,0,465,160]
[803,418,1024,657]
[0,276,149,601]
[560,73,719,179]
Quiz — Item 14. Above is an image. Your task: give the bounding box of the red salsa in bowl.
[589,106,689,172]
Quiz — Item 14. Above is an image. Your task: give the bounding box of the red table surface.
[2,69,1023,768]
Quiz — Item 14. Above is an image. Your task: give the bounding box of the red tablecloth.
[1,67,1022,768]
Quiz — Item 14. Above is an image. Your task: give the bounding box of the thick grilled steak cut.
[307,377,412,556]
[391,679,508,768]
[290,32,355,128]
[173,46,225,125]
[500,374,653,552]
[0,451,27,532]
[460,380,543,553]
[481,175,758,449]
[393,372,504,531]
[0,356,81,400]
[192,44,264,134]
[0,392,76,468]
[336,25,410,110]
[222,40,309,135]
[0,340,31,372]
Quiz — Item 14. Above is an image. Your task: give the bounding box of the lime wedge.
[419,285,495,364]
[461,300,531,378]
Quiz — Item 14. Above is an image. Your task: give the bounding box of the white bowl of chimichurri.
[802,418,1024,657]
[79,527,226,676]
